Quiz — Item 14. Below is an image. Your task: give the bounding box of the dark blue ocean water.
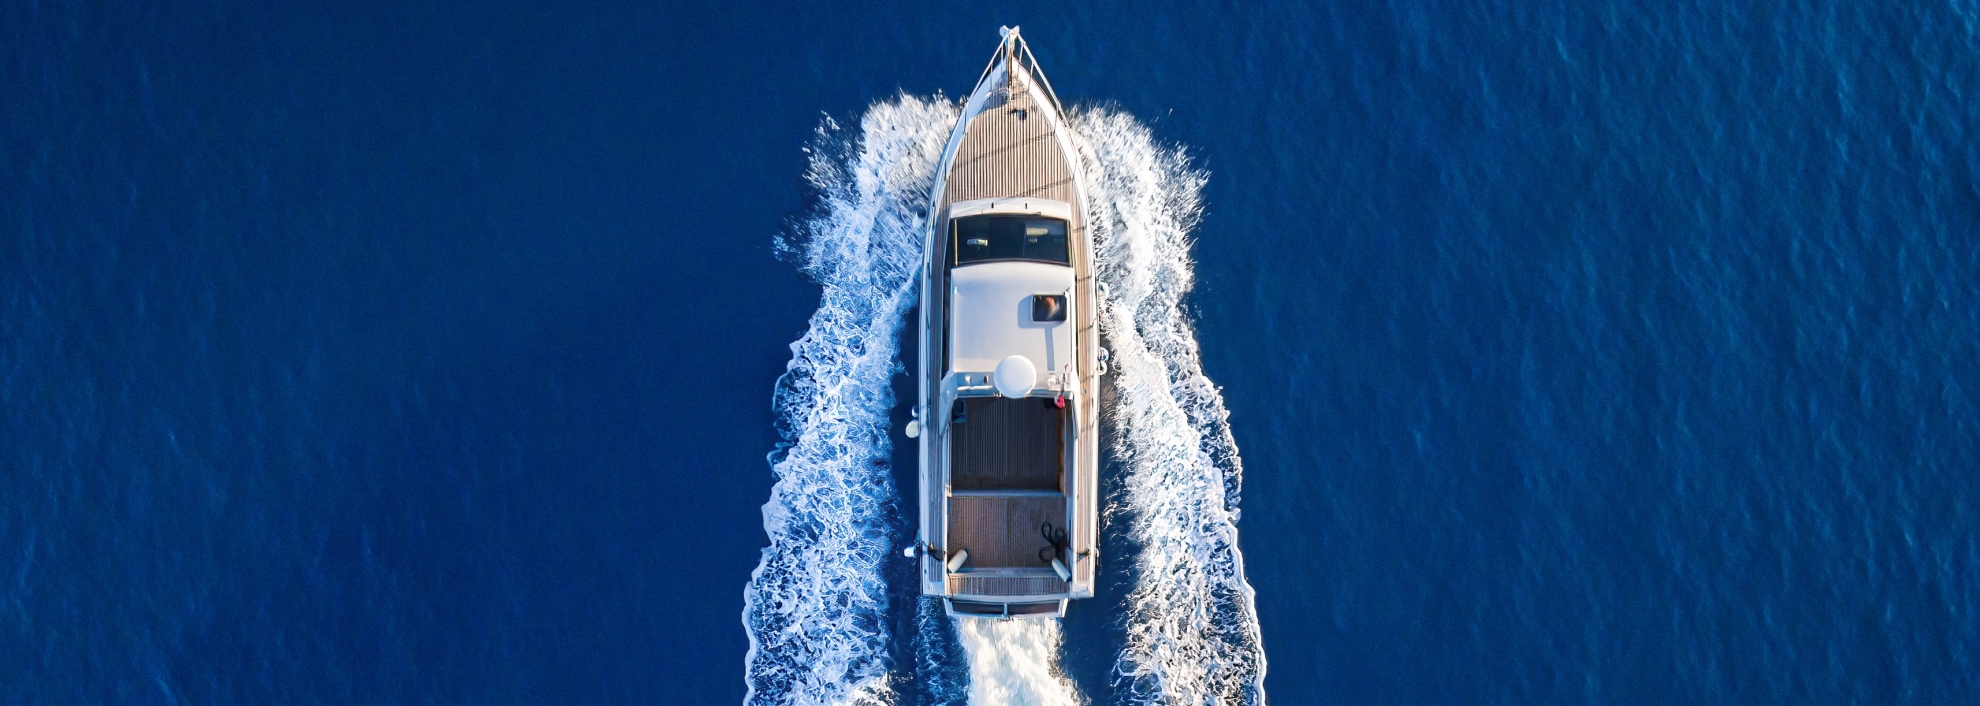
[7,0,1979,703]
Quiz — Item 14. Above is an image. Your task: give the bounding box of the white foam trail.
[955,619,1086,706]
[742,95,958,706]
[1073,109,1270,704]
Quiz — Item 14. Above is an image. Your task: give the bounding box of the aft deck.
[950,397,1064,491]
[946,397,1066,572]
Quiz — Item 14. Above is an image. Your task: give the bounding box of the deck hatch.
[1032,294,1067,322]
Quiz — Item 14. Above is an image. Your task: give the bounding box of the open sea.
[6,1,1978,704]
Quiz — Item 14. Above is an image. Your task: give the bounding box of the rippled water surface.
[6,0,1978,703]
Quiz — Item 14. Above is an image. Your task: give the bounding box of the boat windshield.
[953,216,1069,266]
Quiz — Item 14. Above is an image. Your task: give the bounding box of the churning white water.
[954,619,1085,705]
[741,95,956,706]
[1074,108,1270,705]
[743,96,1265,706]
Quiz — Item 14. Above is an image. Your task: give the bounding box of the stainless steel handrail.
[973,27,1064,114]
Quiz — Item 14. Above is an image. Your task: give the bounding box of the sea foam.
[1074,108,1270,705]
[955,619,1085,706]
[742,95,956,706]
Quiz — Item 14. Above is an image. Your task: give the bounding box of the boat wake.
[954,619,1084,706]
[1074,109,1270,704]
[744,96,1265,706]
[742,95,956,706]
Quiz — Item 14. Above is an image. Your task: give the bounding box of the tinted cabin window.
[954,216,1069,266]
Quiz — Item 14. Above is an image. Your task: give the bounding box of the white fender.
[1050,556,1071,582]
[945,548,969,572]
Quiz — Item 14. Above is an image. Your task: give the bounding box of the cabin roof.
[948,261,1074,377]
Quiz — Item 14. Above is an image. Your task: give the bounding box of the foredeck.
[941,73,1078,205]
